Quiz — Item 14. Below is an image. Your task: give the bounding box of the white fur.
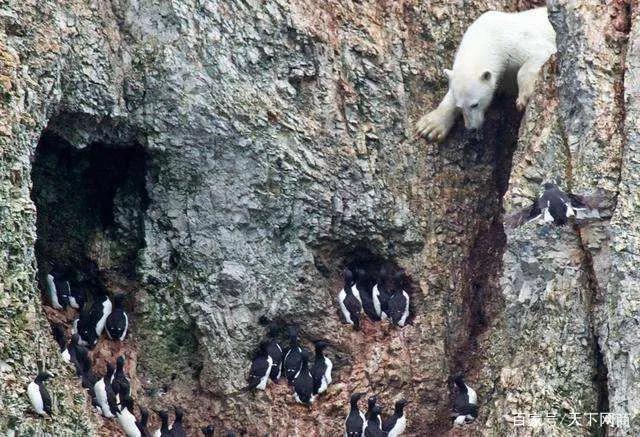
[417,7,556,141]
[116,406,141,437]
[93,378,114,418]
[398,291,410,327]
[46,274,62,310]
[27,382,45,415]
[387,415,406,437]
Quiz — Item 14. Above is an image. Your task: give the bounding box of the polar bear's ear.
[444,69,453,81]
[481,71,492,81]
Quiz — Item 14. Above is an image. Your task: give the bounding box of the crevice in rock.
[442,94,522,430]
[573,225,611,437]
[31,130,148,295]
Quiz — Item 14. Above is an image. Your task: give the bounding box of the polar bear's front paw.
[515,94,529,112]
[516,83,535,111]
[416,109,454,142]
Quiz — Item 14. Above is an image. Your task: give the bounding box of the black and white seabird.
[74,313,97,348]
[75,293,112,347]
[366,395,378,421]
[311,340,332,395]
[51,323,70,363]
[106,293,129,341]
[94,293,113,337]
[93,363,117,418]
[153,409,172,437]
[345,392,367,437]
[201,425,215,437]
[170,406,187,437]
[506,182,604,228]
[112,355,132,402]
[247,341,273,391]
[338,269,363,329]
[68,333,89,376]
[386,272,410,327]
[260,318,283,382]
[355,268,380,322]
[27,371,54,416]
[282,324,303,385]
[383,399,409,437]
[136,407,152,437]
[78,348,99,390]
[364,405,385,437]
[453,375,478,426]
[45,268,71,310]
[372,268,392,320]
[293,349,315,405]
[116,396,141,437]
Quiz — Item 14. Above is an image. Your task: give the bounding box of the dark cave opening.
[313,243,423,326]
[31,130,148,303]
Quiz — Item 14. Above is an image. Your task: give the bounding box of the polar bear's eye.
[470,103,479,109]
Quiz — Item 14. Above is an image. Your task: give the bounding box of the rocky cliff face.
[1,0,638,436]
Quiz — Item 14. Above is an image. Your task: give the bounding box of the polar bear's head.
[446,69,496,130]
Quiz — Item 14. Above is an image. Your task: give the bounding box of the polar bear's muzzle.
[462,110,484,130]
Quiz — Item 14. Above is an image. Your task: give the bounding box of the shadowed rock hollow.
[1,1,639,436]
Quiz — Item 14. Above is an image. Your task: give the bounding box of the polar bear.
[416,7,556,141]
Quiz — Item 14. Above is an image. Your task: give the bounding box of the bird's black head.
[154,409,169,422]
[139,407,149,423]
[201,425,215,436]
[257,340,271,354]
[116,355,126,369]
[301,348,312,363]
[314,340,330,351]
[267,321,280,338]
[286,324,300,340]
[453,374,466,387]
[342,268,355,287]
[174,405,185,420]
[392,270,406,290]
[113,293,126,307]
[367,395,378,411]
[51,323,66,346]
[350,392,366,403]
[395,399,409,413]
[105,363,115,378]
[542,182,556,191]
[35,371,55,382]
